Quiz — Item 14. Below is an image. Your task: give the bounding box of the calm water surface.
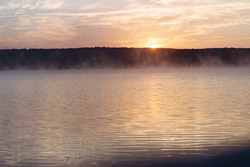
[0,68,250,166]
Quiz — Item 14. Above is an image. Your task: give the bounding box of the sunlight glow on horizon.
[144,44,163,49]
[146,45,160,48]
[144,38,166,48]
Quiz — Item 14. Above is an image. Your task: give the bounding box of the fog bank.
[0,48,249,70]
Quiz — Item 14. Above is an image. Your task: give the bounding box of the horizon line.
[1,47,250,50]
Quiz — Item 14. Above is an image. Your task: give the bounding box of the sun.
[146,44,161,48]
[144,38,165,48]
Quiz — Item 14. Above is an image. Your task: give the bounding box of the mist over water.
[0,48,250,70]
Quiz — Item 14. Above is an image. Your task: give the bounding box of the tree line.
[0,48,249,70]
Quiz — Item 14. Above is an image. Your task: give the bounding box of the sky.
[0,0,250,49]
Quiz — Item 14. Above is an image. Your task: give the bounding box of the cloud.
[0,0,250,48]
[0,15,77,49]
[2,0,64,11]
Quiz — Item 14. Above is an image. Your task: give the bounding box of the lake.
[0,68,250,166]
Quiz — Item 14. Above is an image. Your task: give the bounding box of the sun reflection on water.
[0,69,250,166]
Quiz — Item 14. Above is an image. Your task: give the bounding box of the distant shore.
[0,48,250,70]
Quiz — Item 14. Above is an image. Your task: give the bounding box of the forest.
[0,48,249,70]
